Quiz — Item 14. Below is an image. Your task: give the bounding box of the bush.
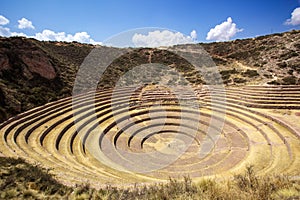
[282,75,297,85]
[288,69,294,75]
[227,51,250,60]
[234,77,247,83]
[0,106,7,122]
[212,56,228,65]
[220,68,238,76]
[263,74,272,78]
[288,63,300,73]
[267,80,280,85]
[293,43,300,49]
[243,69,259,77]
[280,51,299,60]
[277,62,287,69]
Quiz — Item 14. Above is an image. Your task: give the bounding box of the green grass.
[0,158,299,199]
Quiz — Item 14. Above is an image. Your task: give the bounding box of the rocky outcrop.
[0,37,57,79]
[0,37,93,123]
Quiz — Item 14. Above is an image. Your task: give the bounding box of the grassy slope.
[0,157,299,199]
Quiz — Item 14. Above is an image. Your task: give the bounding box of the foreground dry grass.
[0,157,299,200]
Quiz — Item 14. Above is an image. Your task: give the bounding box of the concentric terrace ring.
[1,85,300,187]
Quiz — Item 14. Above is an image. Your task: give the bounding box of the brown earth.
[0,30,299,123]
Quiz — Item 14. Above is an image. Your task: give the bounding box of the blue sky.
[0,0,300,46]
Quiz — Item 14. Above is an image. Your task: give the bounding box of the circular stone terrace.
[0,85,300,188]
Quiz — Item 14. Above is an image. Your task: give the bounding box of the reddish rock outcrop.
[0,37,57,80]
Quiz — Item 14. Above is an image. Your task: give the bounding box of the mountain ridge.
[0,30,299,123]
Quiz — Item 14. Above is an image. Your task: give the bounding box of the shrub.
[212,56,228,65]
[282,75,297,85]
[280,51,299,60]
[288,69,294,75]
[220,68,238,76]
[227,51,250,60]
[293,43,300,49]
[261,61,268,66]
[277,62,287,68]
[263,74,272,78]
[222,74,231,80]
[288,63,300,73]
[0,106,7,122]
[267,80,280,85]
[234,77,247,83]
[234,165,258,192]
[243,69,259,77]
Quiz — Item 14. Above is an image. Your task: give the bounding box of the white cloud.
[0,26,27,37]
[0,15,26,37]
[0,26,101,45]
[0,14,101,44]
[0,26,11,37]
[34,29,102,45]
[18,18,35,29]
[285,7,300,25]
[190,30,197,40]
[0,15,9,25]
[132,30,197,47]
[206,17,243,41]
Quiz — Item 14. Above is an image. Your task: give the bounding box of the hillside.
[0,30,299,123]
[0,38,94,122]
[1,157,299,199]
[202,30,300,85]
